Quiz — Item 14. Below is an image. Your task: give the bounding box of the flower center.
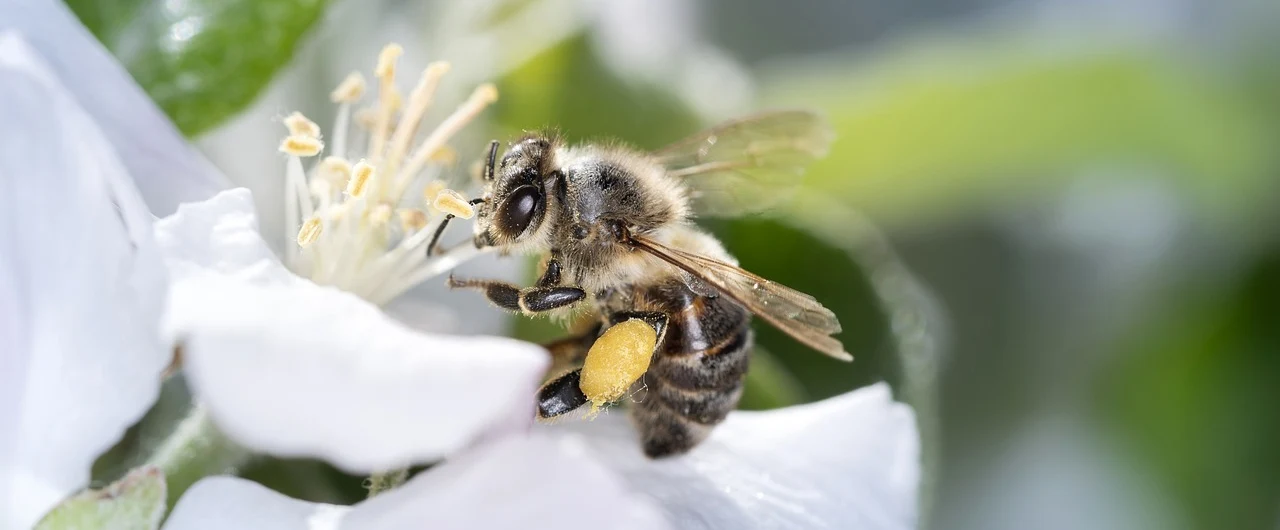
[277,43,496,305]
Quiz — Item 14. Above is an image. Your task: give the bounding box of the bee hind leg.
[536,313,668,420]
[537,368,589,419]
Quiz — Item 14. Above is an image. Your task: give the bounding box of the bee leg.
[449,257,586,314]
[537,368,588,419]
[447,277,586,314]
[536,314,667,419]
[608,311,669,343]
[543,321,603,374]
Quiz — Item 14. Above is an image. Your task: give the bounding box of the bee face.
[474,136,558,248]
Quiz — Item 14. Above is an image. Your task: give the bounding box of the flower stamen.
[276,45,497,303]
[297,216,323,247]
[432,189,476,219]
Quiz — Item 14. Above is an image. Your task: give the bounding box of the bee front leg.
[448,257,586,314]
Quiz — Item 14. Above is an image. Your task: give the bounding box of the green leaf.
[738,345,808,410]
[762,38,1276,227]
[67,0,330,136]
[36,466,167,530]
[495,34,703,149]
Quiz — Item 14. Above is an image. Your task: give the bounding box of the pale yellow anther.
[375,43,403,81]
[347,160,375,197]
[284,112,321,138]
[422,180,446,204]
[397,208,428,232]
[279,135,324,157]
[330,72,366,103]
[368,203,393,226]
[433,189,475,219]
[580,320,657,410]
[428,145,457,166]
[471,83,499,106]
[296,216,323,247]
[319,156,352,184]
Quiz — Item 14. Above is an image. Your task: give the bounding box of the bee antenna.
[483,140,499,181]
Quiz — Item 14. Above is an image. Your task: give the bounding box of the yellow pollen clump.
[422,180,446,204]
[279,135,323,157]
[330,72,366,103]
[347,160,375,197]
[580,320,657,409]
[284,111,321,138]
[296,216,323,247]
[397,208,428,232]
[433,189,474,219]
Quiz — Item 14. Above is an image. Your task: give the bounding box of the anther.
[432,189,478,218]
[330,72,366,103]
[433,189,475,219]
[319,156,352,184]
[375,43,403,81]
[297,216,323,247]
[347,160,375,197]
[279,135,323,157]
[284,112,321,138]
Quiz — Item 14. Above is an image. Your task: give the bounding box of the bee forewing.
[655,110,835,217]
[631,235,851,361]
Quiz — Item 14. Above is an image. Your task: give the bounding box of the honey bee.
[438,111,849,457]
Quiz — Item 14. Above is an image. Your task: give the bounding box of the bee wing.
[655,110,835,217]
[631,234,851,361]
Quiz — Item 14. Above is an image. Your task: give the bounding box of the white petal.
[0,34,167,530]
[156,190,550,472]
[165,434,669,530]
[550,383,920,529]
[162,477,349,530]
[0,1,228,216]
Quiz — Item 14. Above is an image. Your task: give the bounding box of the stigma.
[278,44,496,305]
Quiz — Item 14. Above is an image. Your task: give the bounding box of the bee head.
[474,135,560,249]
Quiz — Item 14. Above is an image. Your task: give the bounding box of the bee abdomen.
[630,326,752,458]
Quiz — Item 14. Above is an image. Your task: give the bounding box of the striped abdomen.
[615,280,752,458]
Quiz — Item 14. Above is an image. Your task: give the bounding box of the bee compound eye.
[500,185,541,237]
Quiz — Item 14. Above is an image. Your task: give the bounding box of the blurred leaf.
[1102,247,1280,530]
[762,40,1276,227]
[738,346,808,410]
[37,466,166,530]
[495,34,703,149]
[67,0,329,136]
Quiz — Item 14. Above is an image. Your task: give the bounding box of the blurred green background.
[73,0,1280,528]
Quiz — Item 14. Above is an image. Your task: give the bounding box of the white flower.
[0,2,923,529]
